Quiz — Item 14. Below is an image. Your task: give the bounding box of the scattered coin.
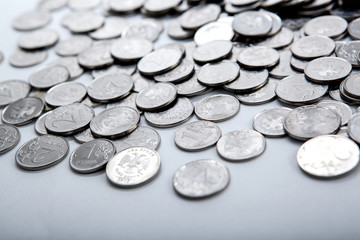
[154,59,194,83]
[122,19,162,42]
[316,100,353,126]
[336,41,360,67]
[29,65,69,90]
[0,124,20,154]
[34,111,52,135]
[68,0,101,9]
[175,72,208,97]
[291,35,335,60]
[111,37,153,62]
[61,11,105,33]
[224,68,269,93]
[232,10,273,37]
[47,57,84,79]
[55,35,93,56]
[303,15,348,38]
[92,64,136,79]
[12,10,51,31]
[77,43,114,69]
[136,83,177,111]
[9,49,48,68]
[36,0,68,11]
[257,27,294,49]
[348,17,360,40]
[106,92,141,113]
[348,113,360,144]
[342,72,360,98]
[45,82,87,108]
[290,56,309,72]
[194,22,234,45]
[0,80,30,108]
[235,79,277,105]
[197,60,239,87]
[73,128,95,144]
[193,40,232,64]
[17,29,58,50]
[179,4,221,30]
[237,46,279,69]
[270,50,298,79]
[108,0,145,13]
[143,0,181,15]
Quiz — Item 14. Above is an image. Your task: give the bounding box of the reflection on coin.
[122,19,163,42]
[90,16,127,40]
[179,4,221,30]
[167,19,195,40]
[270,50,298,79]
[108,0,145,13]
[253,107,292,137]
[173,159,230,198]
[0,80,30,108]
[297,135,359,177]
[45,82,87,107]
[336,41,360,67]
[106,147,161,188]
[77,44,114,70]
[68,0,101,9]
[29,65,69,90]
[290,35,335,60]
[111,37,153,62]
[194,21,234,45]
[136,83,177,111]
[232,10,272,37]
[0,124,20,154]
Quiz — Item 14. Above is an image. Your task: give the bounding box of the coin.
[174,120,221,151]
[303,15,348,38]
[70,139,116,173]
[34,111,52,135]
[37,0,68,11]
[12,10,51,31]
[290,56,309,72]
[122,19,162,42]
[29,65,69,90]
[143,0,181,15]
[106,146,161,188]
[194,22,234,45]
[173,159,230,198]
[193,40,232,64]
[45,82,87,107]
[90,16,127,40]
[9,49,48,68]
[237,46,279,69]
[224,68,269,93]
[232,10,273,37]
[45,103,95,136]
[269,50,298,79]
[55,35,93,56]
[131,72,155,93]
[316,100,353,126]
[175,72,208,97]
[343,72,360,98]
[17,29,58,50]
[297,135,359,177]
[0,80,30,108]
[257,27,294,49]
[179,4,221,30]
[284,105,341,141]
[73,128,95,144]
[77,43,114,70]
[0,124,20,154]
[167,19,195,40]
[216,129,266,161]
[15,135,68,170]
[68,0,101,9]
[348,17,360,40]
[106,92,141,113]
[61,11,105,33]
[92,65,136,79]
[336,41,360,67]
[195,94,240,122]
[136,83,177,111]
[111,37,153,62]
[108,0,145,13]
[290,35,335,60]
[2,97,44,126]
[235,79,277,105]
[47,57,84,79]
[154,59,194,83]
[260,9,282,36]
[197,60,239,86]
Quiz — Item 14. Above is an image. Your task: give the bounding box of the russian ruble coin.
[12,10,51,31]
[29,65,69,90]
[256,27,294,49]
[175,72,208,97]
[197,60,239,87]
[291,35,335,60]
[0,80,30,107]
[81,97,100,108]
[316,100,353,126]
[17,29,58,50]
[290,56,309,72]
[174,120,221,151]
[9,49,48,68]
[61,11,105,33]
[348,113,360,144]
[330,8,360,21]
[34,111,52,135]
[69,139,116,174]
[0,124,20,154]
[343,72,360,98]
[194,22,234,45]
[29,91,52,112]
[68,0,101,9]
[106,92,141,114]
[144,97,194,128]
[297,135,359,177]
[284,105,341,141]
[131,73,154,93]
[108,0,145,13]
[156,41,186,59]
[348,18,360,40]
[173,159,230,198]
[216,129,266,161]
[336,41,360,67]
[0,51,3,64]
[106,146,161,188]
[122,19,162,42]
[45,82,87,108]
[339,80,360,105]
[303,15,348,38]
[237,46,279,69]
[2,97,44,126]
[36,0,68,11]
[304,57,352,84]
[270,50,298,79]
[110,38,152,62]
[143,0,182,15]
[73,128,95,143]
[253,107,293,137]
[260,9,282,36]
[193,40,232,64]
[77,43,114,70]
[87,73,133,103]
[224,0,261,15]
[167,19,195,40]
[138,48,182,76]
[275,74,328,105]
[154,59,194,83]
[112,126,160,152]
[179,4,221,30]
[135,83,177,111]
[224,68,269,93]
[55,35,93,56]
[232,10,272,37]
[235,79,277,105]
[45,103,94,136]
[195,94,240,122]
[92,64,136,79]
[90,106,140,138]
[47,57,84,79]
[15,135,68,170]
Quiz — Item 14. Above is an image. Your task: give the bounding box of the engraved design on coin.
[0,80,30,107]
[0,124,20,154]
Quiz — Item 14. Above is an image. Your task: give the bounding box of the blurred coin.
[194,22,234,45]
[34,111,52,135]
[154,59,194,83]
[198,60,239,86]
[257,27,294,49]
[303,15,348,38]
[9,49,47,68]
[12,10,51,31]
[73,128,95,143]
[111,37,153,62]
[235,79,277,105]
[237,46,279,69]
[29,65,69,90]
[90,16,128,40]
[68,0,101,9]
[179,4,221,30]
[167,19,195,40]
[92,64,136,79]
[316,100,353,126]
[61,11,104,33]
[336,41,360,67]
[291,35,335,60]
[45,82,87,108]
[0,124,20,154]
[17,29,58,50]
[47,57,84,79]
[37,0,68,11]
[232,10,272,37]
[78,43,114,70]
[253,107,292,137]
[193,40,232,64]
[122,19,162,42]
[136,83,177,111]
[109,0,145,13]
[224,68,269,93]
[348,17,360,40]
[55,35,92,56]
[0,80,30,107]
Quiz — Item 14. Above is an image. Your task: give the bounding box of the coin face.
[73,128,95,143]
[348,113,360,145]
[45,82,87,107]
[111,37,153,62]
[29,65,69,90]
[232,10,273,37]
[0,80,30,107]
[12,10,51,31]
[167,20,195,40]
[316,100,353,126]
[122,19,163,42]
[197,60,239,86]
[9,49,48,68]
[194,21,234,45]
[106,147,161,188]
[193,40,232,64]
[174,120,221,151]
[290,35,335,60]
[224,68,269,93]
[269,50,298,79]
[237,46,280,69]
[136,83,177,111]
[16,135,68,170]
[297,135,359,177]
[348,18,360,40]
[0,124,20,154]
[70,139,116,173]
[216,129,266,161]
[336,41,360,67]
[154,59,194,83]
[34,111,52,135]
[303,15,348,38]
[108,0,145,13]
[47,57,84,79]
[55,35,93,56]
[77,44,114,70]
[179,4,221,30]
[61,11,105,33]
[173,159,230,198]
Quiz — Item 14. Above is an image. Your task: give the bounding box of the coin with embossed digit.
[136,83,177,111]
[106,146,161,188]
[17,29,58,50]
[193,40,232,64]
[29,65,69,90]
[216,129,266,161]
[197,60,239,86]
[235,79,277,105]
[45,103,95,136]
[154,59,194,83]
[173,159,230,198]
[70,139,116,173]
[0,80,30,108]
[45,82,87,108]
[224,68,269,93]
[12,10,51,31]
[237,46,279,69]
[55,35,93,56]
[195,94,240,122]
[290,35,335,60]
[175,120,221,151]
[179,4,221,30]
[297,135,359,177]
[15,135,68,170]
[253,107,292,137]
[316,100,353,126]
[111,38,153,62]
[34,111,52,135]
[0,124,20,154]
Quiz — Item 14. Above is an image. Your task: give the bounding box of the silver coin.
[269,50,298,79]
[348,18,360,40]
[260,9,282,36]
[45,82,87,108]
[275,74,328,105]
[348,111,360,144]
[156,42,186,58]
[45,103,94,136]
[179,4,221,30]
[92,64,136,79]
[29,65,69,90]
[90,106,140,138]
[290,56,309,72]
[253,107,293,137]
[90,16,127,40]
[55,35,93,56]
[154,59,194,83]
[235,79,277,105]
[2,97,44,126]
[144,97,194,128]
[17,29,58,50]
[0,124,20,154]
[122,19,162,42]
[112,126,160,152]
[284,105,341,141]
[87,73,133,103]
[337,126,349,138]
[143,0,181,14]
[303,15,348,38]
[167,19,195,40]
[108,0,145,13]
[0,80,30,107]
[136,83,177,111]
[257,27,294,49]
[73,128,95,143]
[232,10,273,37]
[336,41,360,67]
[131,72,155,93]
[224,68,269,93]
[175,72,208,97]
[68,0,101,9]
[194,22,234,45]
[111,37,153,62]
[12,10,51,31]
[77,43,114,70]
[195,94,240,122]
[47,57,84,79]
[34,111,52,135]
[81,97,100,108]
[174,120,221,151]
[297,135,359,177]
[106,92,141,114]
[106,146,161,188]
[70,139,116,173]
[15,135,68,170]
[304,57,352,84]
[36,0,68,11]
[9,49,48,68]
[173,159,230,198]
[237,46,279,69]
[197,60,239,86]
[290,35,335,60]
[193,40,232,64]
[316,100,353,126]
[61,11,105,33]
[230,0,258,6]
[224,1,261,15]
[342,72,360,98]
[339,80,360,105]
[29,91,52,112]
[216,129,266,161]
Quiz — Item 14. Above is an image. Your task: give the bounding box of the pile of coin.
[2,0,360,199]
